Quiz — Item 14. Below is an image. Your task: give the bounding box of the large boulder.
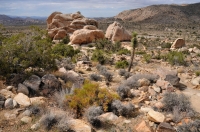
[47,11,99,41]
[14,93,31,107]
[23,75,41,92]
[105,21,131,42]
[70,29,104,44]
[171,38,185,48]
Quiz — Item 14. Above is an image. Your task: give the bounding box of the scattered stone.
[191,76,200,86]
[30,97,46,105]
[4,98,15,109]
[164,75,180,86]
[157,122,176,132]
[68,119,92,132]
[17,83,29,95]
[31,123,40,131]
[14,93,31,107]
[154,102,164,109]
[140,106,154,113]
[148,110,165,123]
[98,112,119,123]
[138,86,149,92]
[22,110,32,117]
[136,120,153,132]
[4,112,17,120]
[6,86,14,91]
[156,79,172,90]
[105,21,131,42]
[0,89,15,98]
[171,38,185,49]
[23,75,41,92]
[21,116,32,124]
[0,94,5,108]
[148,87,157,96]
[152,84,161,93]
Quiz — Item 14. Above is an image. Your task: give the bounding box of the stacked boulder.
[47,11,104,44]
[105,21,131,42]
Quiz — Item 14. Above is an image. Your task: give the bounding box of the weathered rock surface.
[98,112,119,123]
[21,116,32,124]
[0,89,15,98]
[148,110,165,123]
[4,98,17,109]
[105,21,131,42]
[171,38,185,48]
[14,93,31,107]
[164,75,180,86]
[70,28,104,44]
[191,76,200,86]
[47,11,99,41]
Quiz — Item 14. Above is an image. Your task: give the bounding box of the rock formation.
[171,38,185,48]
[105,21,131,42]
[47,11,103,44]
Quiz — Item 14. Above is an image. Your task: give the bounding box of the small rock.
[14,93,31,107]
[31,123,40,131]
[154,102,164,109]
[140,106,154,113]
[22,110,32,117]
[191,76,200,86]
[4,98,14,109]
[4,112,17,120]
[138,86,149,92]
[0,89,15,98]
[148,87,157,96]
[17,83,29,95]
[21,116,32,124]
[98,112,119,123]
[157,122,176,132]
[148,110,165,123]
[30,97,46,105]
[152,84,161,93]
[165,75,180,86]
[136,120,153,132]
[23,75,41,92]
[6,86,14,91]
[68,119,92,132]
[130,89,141,97]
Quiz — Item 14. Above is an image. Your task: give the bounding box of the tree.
[128,32,138,72]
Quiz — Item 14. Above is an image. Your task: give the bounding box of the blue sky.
[0,0,199,17]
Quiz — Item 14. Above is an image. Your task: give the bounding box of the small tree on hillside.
[128,32,138,72]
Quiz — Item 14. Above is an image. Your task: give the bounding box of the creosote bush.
[163,51,186,66]
[90,74,102,82]
[177,120,200,132]
[115,60,129,69]
[66,80,119,117]
[96,65,113,82]
[143,54,151,63]
[117,85,132,99]
[118,69,132,79]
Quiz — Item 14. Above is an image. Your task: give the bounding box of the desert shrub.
[121,74,158,89]
[164,51,186,66]
[86,106,103,128]
[195,71,200,76]
[91,50,110,65]
[115,60,129,69]
[118,69,132,79]
[40,111,60,131]
[0,26,57,76]
[143,54,151,63]
[96,65,113,82]
[90,74,102,82]
[117,48,131,55]
[111,100,134,117]
[55,58,75,70]
[51,44,79,59]
[94,39,121,53]
[177,120,200,132]
[66,80,119,117]
[54,89,70,109]
[135,51,146,55]
[61,35,70,44]
[28,104,45,116]
[117,85,132,99]
[161,42,172,48]
[57,116,71,132]
[162,92,195,122]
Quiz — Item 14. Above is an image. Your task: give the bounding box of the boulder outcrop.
[171,38,185,48]
[105,21,131,42]
[47,11,99,42]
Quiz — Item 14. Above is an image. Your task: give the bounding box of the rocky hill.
[115,3,200,24]
[0,14,46,26]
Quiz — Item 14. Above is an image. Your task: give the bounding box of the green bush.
[115,60,129,69]
[164,51,186,66]
[143,54,151,63]
[135,51,146,55]
[117,49,131,55]
[61,35,70,44]
[195,71,200,76]
[91,50,110,64]
[161,42,172,48]
[66,80,119,117]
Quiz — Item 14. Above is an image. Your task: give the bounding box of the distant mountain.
[0,14,46,26]
[115,3,200,24]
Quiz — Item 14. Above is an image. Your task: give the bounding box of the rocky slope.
[115,3,200,24]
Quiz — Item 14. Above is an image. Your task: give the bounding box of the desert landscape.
[0,2,200,132]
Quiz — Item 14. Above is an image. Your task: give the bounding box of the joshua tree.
[128,32,138,72]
